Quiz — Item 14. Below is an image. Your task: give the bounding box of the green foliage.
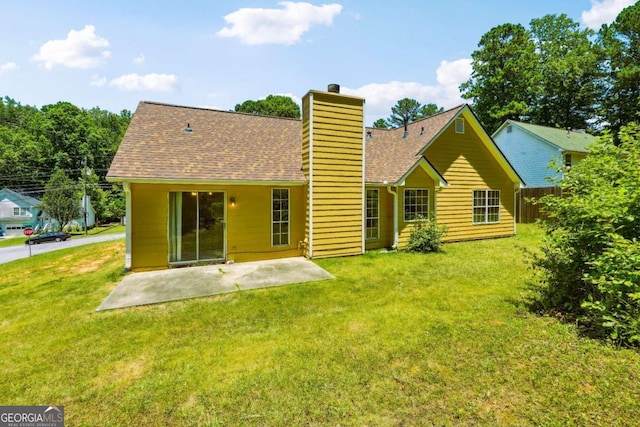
[461,23,537,132]
[372,118,388,129]
[383,99,444,130]
[234,94,300,118]
[529,14,601,130]
[598,2,640,135]
[405,215,447,253]
[0,96,131,202]
[531,123,640,345]
[40,169,81,229]
[462,14,605,133]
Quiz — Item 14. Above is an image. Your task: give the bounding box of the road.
[0,233,125,265]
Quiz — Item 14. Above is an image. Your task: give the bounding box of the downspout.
[308,92,314,258]
[386,185,399,249]
[123,181,132,271]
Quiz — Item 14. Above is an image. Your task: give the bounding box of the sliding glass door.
[169,191,225,263]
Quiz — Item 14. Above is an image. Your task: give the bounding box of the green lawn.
[1,225,639,426]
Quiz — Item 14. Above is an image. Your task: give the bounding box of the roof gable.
[496,120,597,153]
[0,188,40,207]
[365,106,464,184]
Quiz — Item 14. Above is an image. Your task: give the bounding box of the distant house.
[107,85,523,271]
[493,120,597,188]
[0,188,42,236]
[0,188,96,236]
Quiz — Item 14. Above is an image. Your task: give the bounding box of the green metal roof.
[507,120,597,153]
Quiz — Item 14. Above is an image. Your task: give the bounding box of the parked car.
[25,231,70,245]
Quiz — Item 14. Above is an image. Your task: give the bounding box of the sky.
[0,0,636,125]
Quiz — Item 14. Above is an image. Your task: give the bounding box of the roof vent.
[184,123,193,134]
[366,130,373,140]
[420,126,424,136]
[403,130,409,138]
[328,83,340,93]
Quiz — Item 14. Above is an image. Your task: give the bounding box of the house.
[0,188,42,236]
[107,86,523,271]
[493,120,597,188]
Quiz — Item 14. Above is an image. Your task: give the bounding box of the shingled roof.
[365,105,464,184]
[107,102,305,183]
[499,120,597,153]
[109,102,482,186]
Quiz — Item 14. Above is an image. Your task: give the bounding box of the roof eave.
[106,176,307,186]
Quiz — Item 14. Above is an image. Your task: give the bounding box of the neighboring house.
[107,86,523,271]
[493,120,597,188]
[0,188,42,236]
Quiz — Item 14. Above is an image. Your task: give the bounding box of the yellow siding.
[130,184,169,270]
[425,119,516,241]
[397,167,438,248]
[364,186,394,250]
[302,90,365,258]
[129,183,305,271]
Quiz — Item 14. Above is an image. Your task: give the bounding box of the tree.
[417,103,444,119]
[40,169,80,230]
[598,2,640,136]
[387,98,423,132]
[529,14,602,130]
[234,95,300,118]
[372,118,388,129]
[460,23,538,133]
[531,122,640,345]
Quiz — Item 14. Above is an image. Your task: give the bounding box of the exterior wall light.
[230,197,236,206]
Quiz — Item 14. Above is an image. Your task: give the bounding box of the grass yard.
[1,224,639,426]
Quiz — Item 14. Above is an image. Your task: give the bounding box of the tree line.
[0,97,131,224]
[461,3,639,135]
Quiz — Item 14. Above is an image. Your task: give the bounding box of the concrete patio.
[96,257,334,311]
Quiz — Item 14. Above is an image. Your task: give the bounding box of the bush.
[405,216,447,253]
[531,122,640,345]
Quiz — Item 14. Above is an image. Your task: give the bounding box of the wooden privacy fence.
[516,187,563,223]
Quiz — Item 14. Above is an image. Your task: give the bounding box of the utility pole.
[83,156,88,235]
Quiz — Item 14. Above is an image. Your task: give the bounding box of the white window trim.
[472,189,501,224]
[271,188,290,247]
[13,207,28,216]
[455,118,465,134]
[403,188,430,222]
[366,189,379,240]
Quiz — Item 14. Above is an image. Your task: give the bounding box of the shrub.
[405,215,447,253]
[531,122,640,345]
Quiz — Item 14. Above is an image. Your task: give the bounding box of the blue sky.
[0,0,635,125]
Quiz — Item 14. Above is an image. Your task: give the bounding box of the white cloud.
[89,74,107,87]
[133,54,146,65]
[343,58,472,122]
[217,1,343,45]
[31,25,111,70]
[581,0,635,30]
[109,73,178,91]
[0,62,18,76]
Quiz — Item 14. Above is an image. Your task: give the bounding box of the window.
[455,118,465,134]
[272,189,289,246]
[404,189,429,222]
[564,153,572,168]
[366,189,379,239]
[13,207,28,216]
[473,190,500,224]
[506,125,512,133]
